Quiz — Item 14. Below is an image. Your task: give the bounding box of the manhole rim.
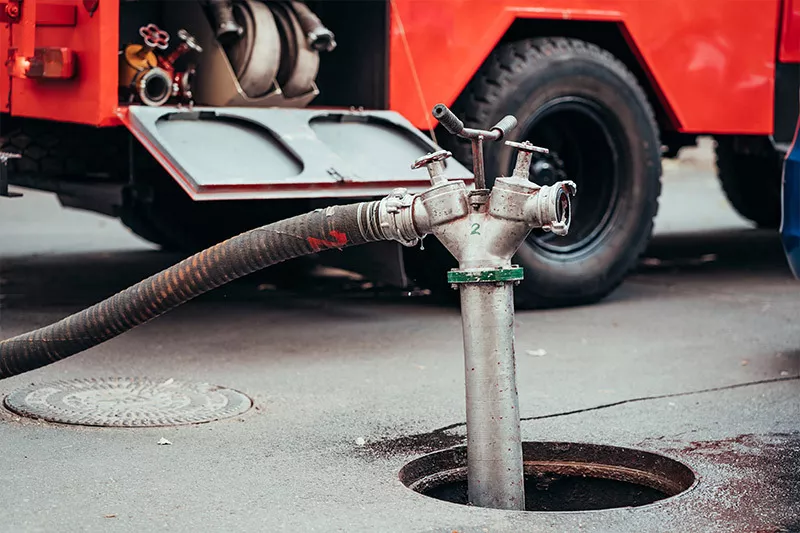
[398,441,700,514]
[2,376,254,428]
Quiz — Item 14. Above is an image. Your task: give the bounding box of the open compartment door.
[118,106,473,201]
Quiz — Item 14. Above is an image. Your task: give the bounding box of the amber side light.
[7,47,75,79]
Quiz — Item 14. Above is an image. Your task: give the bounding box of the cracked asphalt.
[0,140,798,532]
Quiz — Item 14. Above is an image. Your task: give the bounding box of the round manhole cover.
[3,378,252,427]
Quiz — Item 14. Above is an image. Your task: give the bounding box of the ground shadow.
[640,228,791,277]
[0,227,793,313]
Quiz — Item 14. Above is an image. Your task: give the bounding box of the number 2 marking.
[470,223,481,236]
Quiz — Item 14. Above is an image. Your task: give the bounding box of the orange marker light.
[7,47,75,79]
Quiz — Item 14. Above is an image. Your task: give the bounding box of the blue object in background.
[782,128,800,278]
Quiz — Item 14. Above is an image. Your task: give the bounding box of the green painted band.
[447,267,524,284]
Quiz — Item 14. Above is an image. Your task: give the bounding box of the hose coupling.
[206,0,244,42]
[527,180,577,235]
[291,1,337,52]
[132,66,173,107]
[376,188,422,247]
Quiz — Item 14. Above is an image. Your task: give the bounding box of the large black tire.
[714,136,782,228]
[119,166,317,283]
[409,38,662,309]
[0,119,182,248]
[0,119,129,179]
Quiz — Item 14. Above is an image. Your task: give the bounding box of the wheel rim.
[512,97,625,255]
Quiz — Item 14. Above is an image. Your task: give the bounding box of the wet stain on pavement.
[676,433,797,460]
[358,428,465,458]
[647,432,800,533]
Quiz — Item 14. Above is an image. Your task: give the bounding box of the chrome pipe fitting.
[133,67,173,107]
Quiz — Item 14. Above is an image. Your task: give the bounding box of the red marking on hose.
[307,231,348,252]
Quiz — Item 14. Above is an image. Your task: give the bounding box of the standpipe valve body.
[119,25,203,106]
[377,104,576,512]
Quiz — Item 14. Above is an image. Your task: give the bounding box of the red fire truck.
[1,0,796,308]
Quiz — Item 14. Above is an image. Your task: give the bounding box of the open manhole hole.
[3,378,252,427]
[400,442,696,511]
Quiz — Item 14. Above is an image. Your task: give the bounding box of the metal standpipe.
[458,280,523,509]
[378,103,577,510]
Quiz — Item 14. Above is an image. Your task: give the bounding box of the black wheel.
[714,136,782,228]
[119,167,316,283]
[0,119,128,179]
[418,38,662,309]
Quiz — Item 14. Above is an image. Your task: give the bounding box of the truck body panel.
[5,0,789,138]
[780,0,800,62]
[118,105,472,200]
[390,0,782,135]
[7,0,119,125]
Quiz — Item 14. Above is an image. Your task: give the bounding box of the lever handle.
[432,104,465,136]
[491,116,518,139]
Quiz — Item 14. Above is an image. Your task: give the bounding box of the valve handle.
[411,150,452,170]
[139,23,170,51]
[412,150,452,186]
[177,29,203,53]
[506,140,552,181]
[504,140,549,154]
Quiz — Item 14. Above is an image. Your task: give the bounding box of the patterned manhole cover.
[3,378,252,427]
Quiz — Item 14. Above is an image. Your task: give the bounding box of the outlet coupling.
[132,67,173,107]
[527,180,577,236]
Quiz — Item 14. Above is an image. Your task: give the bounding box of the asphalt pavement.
[0,139,798,533]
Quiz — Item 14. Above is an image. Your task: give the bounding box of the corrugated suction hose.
[0,201,391,379]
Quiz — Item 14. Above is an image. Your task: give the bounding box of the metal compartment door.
[118,106,472,200]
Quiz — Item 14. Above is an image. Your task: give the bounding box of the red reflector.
[7,47,75,79]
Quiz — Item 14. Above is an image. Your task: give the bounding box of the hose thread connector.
[376,188,422,247]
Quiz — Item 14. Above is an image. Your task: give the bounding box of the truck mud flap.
[117,106,472,201]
